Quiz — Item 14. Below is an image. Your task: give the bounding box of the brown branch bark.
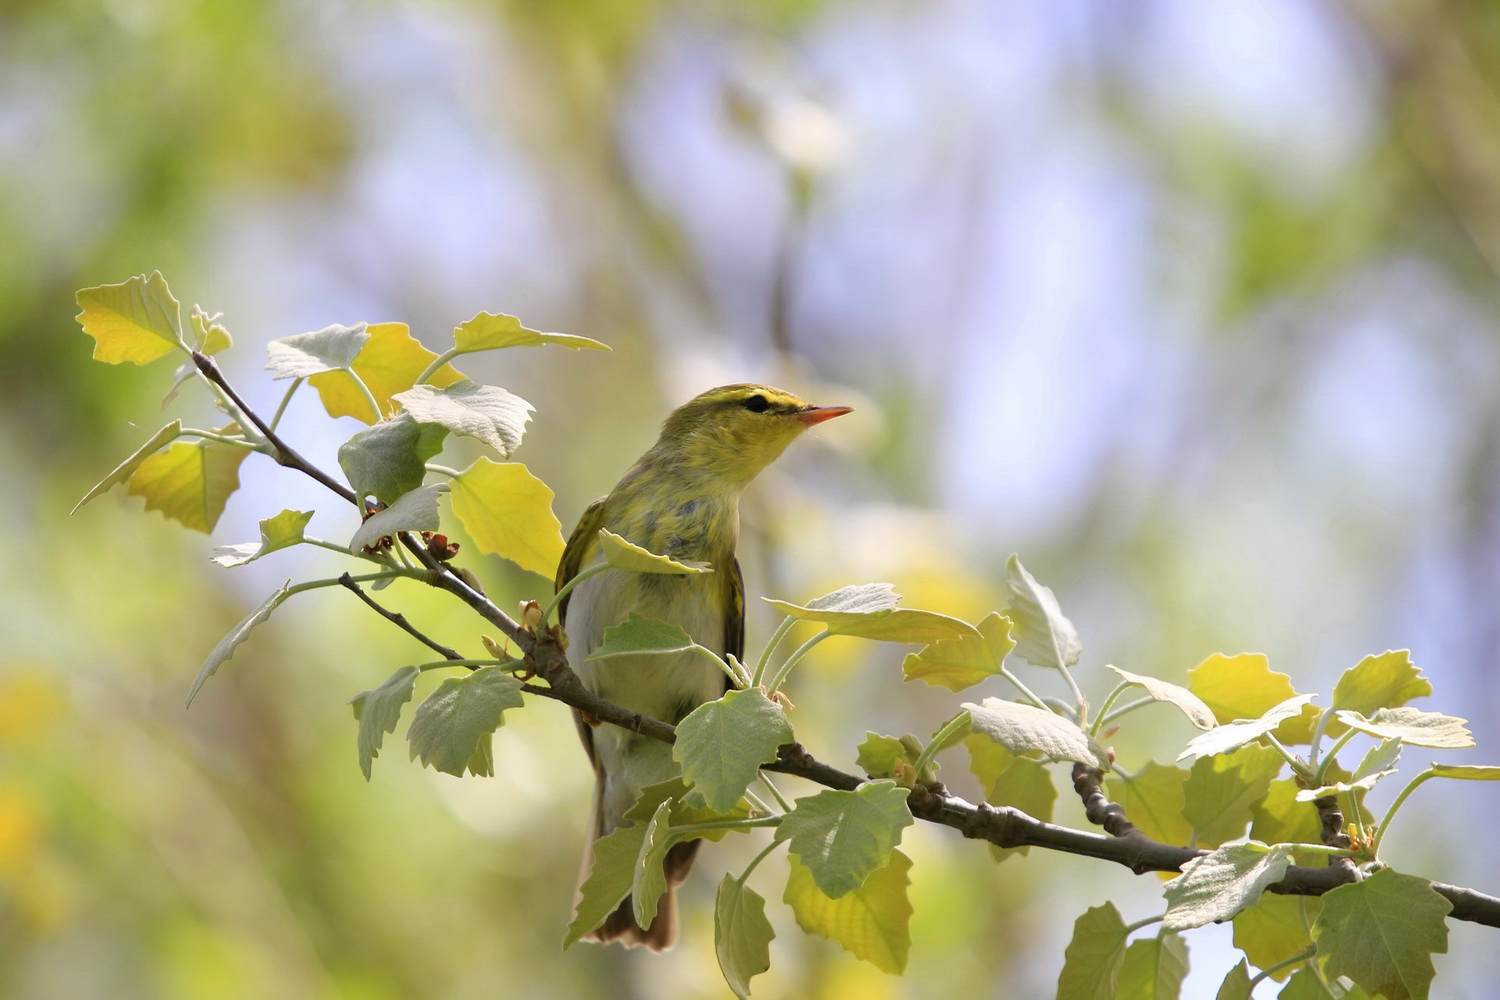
[208,354,1500,932]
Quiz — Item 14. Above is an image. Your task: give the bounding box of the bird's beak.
[795,405,854,426]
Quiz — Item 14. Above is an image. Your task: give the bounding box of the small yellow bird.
[555,383,851,950]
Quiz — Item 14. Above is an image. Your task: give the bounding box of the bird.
[554,383,852,950]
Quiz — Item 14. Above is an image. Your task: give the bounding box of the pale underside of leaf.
[186,581,292,706]
[350,483,448,551]
[73,420,183,513]
[265,322,369,379]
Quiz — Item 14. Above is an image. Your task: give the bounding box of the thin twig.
[192,352,360,507]
[339,573,463,661]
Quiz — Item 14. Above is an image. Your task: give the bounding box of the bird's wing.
[557,496,609,767]
[555,496,608,626]
[724,555,745,694]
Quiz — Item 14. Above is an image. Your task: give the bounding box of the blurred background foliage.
[4,0,1500,996]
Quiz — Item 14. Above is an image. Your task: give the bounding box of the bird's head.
[655,384,852,488]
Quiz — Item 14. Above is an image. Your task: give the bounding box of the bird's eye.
[742,394,771,413]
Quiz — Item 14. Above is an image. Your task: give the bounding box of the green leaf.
[1330,650,1431,726]
[72,420,183,513]
[75,271,184,364]
[1215,959,1253,1000]
[1001,554,1081,672]
[766,583,899,618]
[1056,902,1129,1000]
[1188,653,1317,744]
[127,436,249,533]
[349,665,420,780]
[964,735,1056,860]
[567,820,649,947]
[190,306,233,354]
[186,581,292,706]
[1430,763,1500,780]
[1107,665,1217,730]
[392,379,533,457]
[448,457,566,578]
[674,689,793,812]
[1117,933,1188,1000]
[1249,780,1324,857]
[1178,695,1316,762]
[1107,762,1192,847]
[632,800,676,928]
[1182,744,1283,848]
[310,321,465,424]
[265,322,369,379]
[964,697,1110,769]
[1163,840,1294,931]
[784,850,912,974]
[587,614,711,662]
[1233,893,1321,984]
[716,876,775,997]
[857,733,911,778]
[775,782,912,899]
[406,666,525,777]
[901,611,1016,691]
[349,483,448,551]
[1312,869,1451,1000]
[1353,739,1403,784]
[764,584,977,644]
[1278,968,1370,999]
[337,413,448,505]
[1333,708,1474,749]
[452,311,610,352]
[597,528,712,574]
[212,508,315,567]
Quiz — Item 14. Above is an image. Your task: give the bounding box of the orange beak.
[795,405,854,426]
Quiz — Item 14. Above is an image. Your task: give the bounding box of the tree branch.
[192,351,361,506]
[200,346,1500,932]
[338,573,463,661]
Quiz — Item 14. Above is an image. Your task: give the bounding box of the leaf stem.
[1123,914,1164,935]
[1248,946,1316,987]
[737,839,784,886]
[416,347,464,385]
[999,667,1051,711]
[1371,766,1436,859]
[1264,733,1313,780]
[762,627,832,696]
[343,367,384,423]
[414,658,506,673]
[1089,682,1132,736]
[913,711,970,776]
[750,616,796,689]
[668,817,782,838]
[180,428,262,450]
[269,376,303,432]
[425,463,463,478]
[1307,707,1335,768]
[543,562,610,624]
[757,774,792,813]
[1098,701,1152,731]
[1312,729,1358,787]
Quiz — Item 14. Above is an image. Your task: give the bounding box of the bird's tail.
[577,772,700,951]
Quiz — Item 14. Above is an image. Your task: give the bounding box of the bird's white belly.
[567,564,728,829]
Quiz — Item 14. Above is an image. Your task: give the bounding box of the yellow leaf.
[453,311,610,352]
[902,612,1015,691]
[127,438,249,533]
[75,271,183,365]
[309,322,465,423]
[1188,652,1317,743]
[784,850,912,974]
[448,458,565,577]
